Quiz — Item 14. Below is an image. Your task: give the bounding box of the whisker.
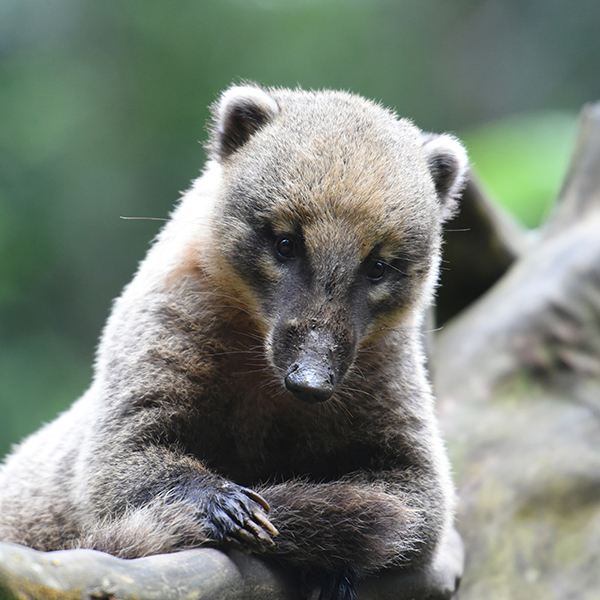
[190,286,255,310]
[380,261,407,276]
[422,326,443,334]
[258,378,287,400]
[229,329,264,343]
[120,216,169,222]
[351,363,366,380]
[208,303,258,321]
[328,396,353,420]
[341,385,379,403]
[209,349,260,357]
[230,367,272,376]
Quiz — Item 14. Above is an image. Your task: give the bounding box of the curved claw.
[205,482,279,553]
[252,508,279,536]
[225,507,276,549]
[241,486,271,513]
[238,486,279,537]
[242,516,276,546]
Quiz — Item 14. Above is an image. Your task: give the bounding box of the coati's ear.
[209,85,280,161]
[422,133,469,222]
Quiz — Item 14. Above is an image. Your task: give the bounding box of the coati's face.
[208,86,467,404]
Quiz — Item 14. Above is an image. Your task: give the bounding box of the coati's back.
[0,85,467,600]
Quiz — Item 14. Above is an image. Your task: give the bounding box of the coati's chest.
[187,382,386,487]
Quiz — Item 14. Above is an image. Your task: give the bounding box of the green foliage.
[0,333,91,458]
[463,113,579,228]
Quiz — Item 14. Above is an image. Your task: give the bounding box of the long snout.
[271,321,356,404]
[284,348,335,403]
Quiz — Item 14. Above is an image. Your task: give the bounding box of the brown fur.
[0,85,467,600]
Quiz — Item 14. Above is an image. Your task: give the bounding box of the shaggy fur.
[0,85,468,600]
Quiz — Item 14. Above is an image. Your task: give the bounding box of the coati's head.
[205,84,467,404]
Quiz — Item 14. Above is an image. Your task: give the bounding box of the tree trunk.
[436,101,600,600]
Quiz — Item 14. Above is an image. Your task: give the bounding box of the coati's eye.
[366,260,386,282]
[275,236,295,260]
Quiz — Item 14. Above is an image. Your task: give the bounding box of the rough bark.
[543,102,600,239]
[436,175,528,325]
[435,101,600,600]
[0,535,461,600]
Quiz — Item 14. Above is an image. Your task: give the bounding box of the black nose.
[285,364,334,403]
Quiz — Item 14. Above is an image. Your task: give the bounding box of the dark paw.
[319,568,361,600]
[203,482,279,553]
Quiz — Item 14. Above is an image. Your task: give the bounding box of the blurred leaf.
[462,112,579,228]
[0,331,91,459]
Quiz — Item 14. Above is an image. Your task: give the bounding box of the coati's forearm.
[78,443,277,558]
[80,437,441,572]
[258,475,444,574]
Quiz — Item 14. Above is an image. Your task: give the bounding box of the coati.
[0,85,468,600]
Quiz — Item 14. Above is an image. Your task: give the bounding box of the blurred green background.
[1,0,599,459]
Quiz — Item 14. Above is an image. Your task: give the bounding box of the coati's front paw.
[203,482,279,553]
